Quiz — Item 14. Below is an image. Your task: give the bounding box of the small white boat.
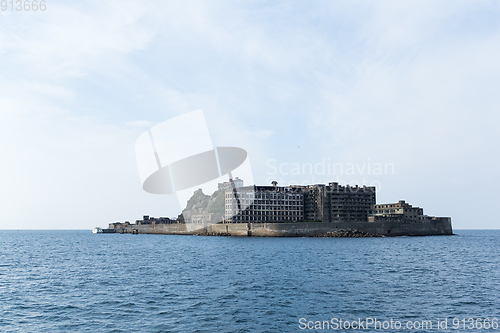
[92,227,103,234]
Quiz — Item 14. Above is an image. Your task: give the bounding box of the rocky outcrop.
[181,188,225,223]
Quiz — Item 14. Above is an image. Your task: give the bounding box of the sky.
[1,0,499,230]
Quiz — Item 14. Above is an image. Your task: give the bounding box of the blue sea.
[1,230,499,332]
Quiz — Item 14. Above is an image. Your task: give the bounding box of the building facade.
[369,200,425,223]
[218,177,243,191]
[110,182,449,228]
[224,182,376,223]
[303,183,376,223]
[225,185,304,223]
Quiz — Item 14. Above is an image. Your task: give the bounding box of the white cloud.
[124,120,153,128]
[0,0,499,229]
[1,0,153,79]
[246,129,274,140]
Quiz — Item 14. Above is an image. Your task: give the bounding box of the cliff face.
[181,188,225,222]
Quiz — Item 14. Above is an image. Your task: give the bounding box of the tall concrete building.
[303,183,376,223]
[225,185,304,223]
[225,182,376,223]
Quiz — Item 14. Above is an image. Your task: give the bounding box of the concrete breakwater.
[105,218,453,237]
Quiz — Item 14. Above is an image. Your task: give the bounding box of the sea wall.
[208,219,452,237]
[111,218,452,237]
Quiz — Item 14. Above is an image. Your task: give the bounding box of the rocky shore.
[195,231,231,237]
[194,228,382,238]
[317,229,382,238]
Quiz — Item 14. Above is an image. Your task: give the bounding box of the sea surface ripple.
[0,230,499,332]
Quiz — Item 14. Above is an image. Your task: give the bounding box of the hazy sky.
[1,1,499,229]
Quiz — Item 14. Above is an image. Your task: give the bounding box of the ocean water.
[0,230,499,332]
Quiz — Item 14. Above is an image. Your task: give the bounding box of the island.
[97,179,453,237]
